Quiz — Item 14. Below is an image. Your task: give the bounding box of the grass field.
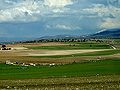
[0,59,120,80]
[0,59,120,89]
[27,43,111,50]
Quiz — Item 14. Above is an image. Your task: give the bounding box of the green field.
[27,43,111,50]
[0,59,120,80]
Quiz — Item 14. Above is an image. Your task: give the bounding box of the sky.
[0,0,120,39]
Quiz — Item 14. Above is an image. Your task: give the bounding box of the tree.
[2,45,6,48]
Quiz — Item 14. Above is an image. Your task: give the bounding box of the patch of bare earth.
[27,49,108,56]
[7,42,66,47]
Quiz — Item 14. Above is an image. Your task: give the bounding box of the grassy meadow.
[27,43,111,50]
[0,59,120,80]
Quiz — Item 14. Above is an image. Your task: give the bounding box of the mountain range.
[38,28,120,39]
[37,35,82,40]
[0,28,120,43]
[89,28,120,39]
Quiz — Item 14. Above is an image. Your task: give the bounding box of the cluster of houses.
[0,44,11,50]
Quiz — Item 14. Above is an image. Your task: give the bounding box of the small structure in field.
[0,44,11,50]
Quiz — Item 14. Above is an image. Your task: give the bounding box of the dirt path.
[111,45,117,50]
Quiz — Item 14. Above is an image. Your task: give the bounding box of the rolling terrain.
[0,40,120,89]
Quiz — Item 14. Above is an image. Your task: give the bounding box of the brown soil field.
[7,42,67,47]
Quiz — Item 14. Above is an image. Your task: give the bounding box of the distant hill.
[0,37,33,43]
[37,35,82,40]
[1,28,120,43]
[89,28,120,39]
[38,29,120,40]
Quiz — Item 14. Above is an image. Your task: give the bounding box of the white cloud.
[0,1,41,22]
[82,4,110,17]
[46,24,81,30]
[0,0,120,31]
[44,0,73,8]
[81,3,120,29]
[56,24,72,30]
[100,18,120,29]
[0,0,74,22]
[99,4,120,29]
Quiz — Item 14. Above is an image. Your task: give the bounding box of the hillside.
[90,28,120,38]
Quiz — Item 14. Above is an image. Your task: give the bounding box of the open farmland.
[0,41,120,89]
[0,59,120,79]
[0,42,119,64]
[0,59,120,89]
[0,42,115,63]
[26,43,111,50]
